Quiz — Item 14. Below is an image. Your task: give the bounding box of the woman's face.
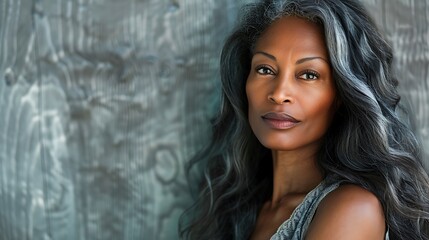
[246,16,337,152]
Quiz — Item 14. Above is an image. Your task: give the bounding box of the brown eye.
[256,66,275,75]
[298,70,320,80]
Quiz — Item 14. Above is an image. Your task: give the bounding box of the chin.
[255,132,324,152]
[257,137,301,151]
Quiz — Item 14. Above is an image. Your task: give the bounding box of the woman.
[180,0,429,239]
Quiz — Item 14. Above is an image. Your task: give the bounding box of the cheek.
[246,80,260,113]
[246,81,262,130]
[303,90,337,133]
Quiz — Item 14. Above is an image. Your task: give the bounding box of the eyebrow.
[253,51,277,61]
[253,51,329,64]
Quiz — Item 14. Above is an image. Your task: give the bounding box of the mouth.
[261,112,301,129]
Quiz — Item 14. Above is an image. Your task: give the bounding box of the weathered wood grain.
[0,0,427,239]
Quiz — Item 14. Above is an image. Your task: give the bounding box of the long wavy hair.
[179,0,429,239]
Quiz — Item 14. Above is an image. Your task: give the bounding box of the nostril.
[268,94,292,105]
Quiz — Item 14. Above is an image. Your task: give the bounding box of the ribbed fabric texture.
[270,177,389,240]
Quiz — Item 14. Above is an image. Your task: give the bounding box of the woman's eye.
[256,66,275,75]
[298,71,319,80]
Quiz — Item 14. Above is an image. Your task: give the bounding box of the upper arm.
[305,184,386,240]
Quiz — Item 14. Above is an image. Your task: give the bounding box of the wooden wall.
[0,0,427,239]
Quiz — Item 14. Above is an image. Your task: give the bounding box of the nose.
[268,75,294,104]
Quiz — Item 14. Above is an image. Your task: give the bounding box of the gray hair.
[180,0,429,239]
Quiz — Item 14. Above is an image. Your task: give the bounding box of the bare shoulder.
[305,184,386,240]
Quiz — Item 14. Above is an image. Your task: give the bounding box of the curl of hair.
[179,0,429,239]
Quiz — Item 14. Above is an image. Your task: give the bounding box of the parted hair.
[179,0,429,239]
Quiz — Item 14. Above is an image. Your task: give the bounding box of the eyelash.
[256,65,275,75]
[298,70,320,80]
[255,66,320,80]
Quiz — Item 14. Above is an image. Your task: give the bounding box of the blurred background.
[0,0,427,239]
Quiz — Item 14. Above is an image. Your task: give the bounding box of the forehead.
[254,16,328,57]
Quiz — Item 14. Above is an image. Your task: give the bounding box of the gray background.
[0,0,427,239]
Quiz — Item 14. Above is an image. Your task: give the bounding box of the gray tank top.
[270,178,390,240]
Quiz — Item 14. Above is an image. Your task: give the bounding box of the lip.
[261,112,301,129]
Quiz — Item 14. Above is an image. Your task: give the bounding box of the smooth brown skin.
[246,16,386,240]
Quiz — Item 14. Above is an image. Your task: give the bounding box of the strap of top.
[270,177,390,240]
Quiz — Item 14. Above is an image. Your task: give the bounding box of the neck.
[270,146,323,206]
